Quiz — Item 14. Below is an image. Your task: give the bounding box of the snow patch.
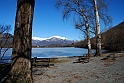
[50,36,67,40]
[32,36,68,41]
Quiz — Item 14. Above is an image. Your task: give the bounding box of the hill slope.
[74,21,124,51]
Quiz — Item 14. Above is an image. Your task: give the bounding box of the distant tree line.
[74,21,124,51]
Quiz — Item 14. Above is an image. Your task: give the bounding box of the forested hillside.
[102,21,124,50]
[75,21,124,51]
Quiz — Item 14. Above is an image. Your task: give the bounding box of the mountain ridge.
[32,36,77,46]
[32,36,67,41]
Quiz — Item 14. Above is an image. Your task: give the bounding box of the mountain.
[0,34,77,47]
[32,36,77,46]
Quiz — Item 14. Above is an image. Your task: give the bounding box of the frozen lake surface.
[0,47,108,63]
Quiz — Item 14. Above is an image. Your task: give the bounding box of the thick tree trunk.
[7,0,35,83]
[93,0,102,57]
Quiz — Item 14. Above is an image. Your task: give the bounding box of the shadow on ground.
[0,64,11,83]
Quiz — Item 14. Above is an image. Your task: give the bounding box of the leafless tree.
[93,0,102,56]
[55,0,94,56]
[0,24,12,60]
[93,0,112,56]
[6,0,35,83]
[56,0,112,57]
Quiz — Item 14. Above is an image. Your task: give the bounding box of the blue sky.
[0,0,124,40]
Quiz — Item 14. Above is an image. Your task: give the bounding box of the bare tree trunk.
[81,13,93,57]
[86,24,93,57]
[93,0,102,57]
[82,13,92,57]
[7,0,35,83]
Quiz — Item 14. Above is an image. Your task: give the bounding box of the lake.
[0,47,107,63]
[32,47,93,58]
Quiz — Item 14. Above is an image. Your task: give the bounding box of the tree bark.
[81,13,93,57]
[7,0,35,83]
[93,0,102,57]
[86,23,93,57]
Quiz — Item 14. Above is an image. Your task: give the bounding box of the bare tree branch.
[55,0,112,56]
[0,24,12,60]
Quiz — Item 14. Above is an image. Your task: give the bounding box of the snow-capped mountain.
[32,36,77,46]
[32,36,67,41]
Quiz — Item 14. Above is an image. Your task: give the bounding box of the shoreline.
[33,52,124,83]
[0,52,124,83]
